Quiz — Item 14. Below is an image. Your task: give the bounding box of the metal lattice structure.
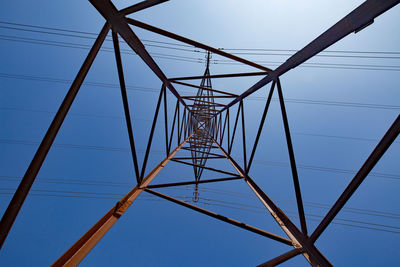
[1,0,400,266]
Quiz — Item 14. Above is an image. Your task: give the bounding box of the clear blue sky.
[0,1,399,266]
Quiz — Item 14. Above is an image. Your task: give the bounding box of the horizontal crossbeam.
[145,189,292,245]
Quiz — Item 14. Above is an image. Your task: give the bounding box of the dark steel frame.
[1,0,399,266]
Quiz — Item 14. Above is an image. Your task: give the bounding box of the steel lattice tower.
[1,1,399,266]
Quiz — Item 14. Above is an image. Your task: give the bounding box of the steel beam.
[89,0,188,109]
[112,30,141,184]
[276,79,307,235]
[52,135,192,266]
[145,189,292,245]
[126,18,272,72]
[212,138,332,266]
[247,81,275,172]
[169,71,269,81]
[171,158,240,177]
[0,23,110,249]
[145,176,243,189]
[119,0,169,15]
[172,80,238,96]
[258,249,302,267]
[310,115,400,242]
[219,0,400,114]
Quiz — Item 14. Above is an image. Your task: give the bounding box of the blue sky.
[0,0,399,266]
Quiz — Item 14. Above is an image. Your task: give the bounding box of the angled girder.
[125,18,272,72]
[89,0,189,110]
[1,1,398,266]
[219,0,400,113]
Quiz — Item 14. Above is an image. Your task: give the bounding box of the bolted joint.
[113,200,133,218]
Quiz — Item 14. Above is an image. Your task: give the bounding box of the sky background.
[0,0,399,266]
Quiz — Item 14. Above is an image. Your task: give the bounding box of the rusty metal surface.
[0,23,110,249]
[1,1,399,266]
[52,135,193,266]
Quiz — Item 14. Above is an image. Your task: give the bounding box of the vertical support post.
[247,81,275,173]
[221,110,228,145]
[276,78,308,235]
[140,84,165,179]
[227,108,230,152]
[241,100,247,172]
[310,115,400,242]
[228,102,242,155]
[52,135,192,266]
[0,23,110,248]
[177,101,181,144]
[168,99,179,153]
[163,85,169,155]
[112,30,141,184]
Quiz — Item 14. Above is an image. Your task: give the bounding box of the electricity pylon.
[1,1,399,266]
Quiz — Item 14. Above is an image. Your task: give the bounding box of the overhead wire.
[1,72,400,111]
[1,21,400,71]
[1,137,399,180]
[1,20,399,237]
[1,175,399,221]
[0,188,397,234]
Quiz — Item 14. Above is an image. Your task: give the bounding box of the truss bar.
[172,80,238,96]
[182,95,236,99]
[257,249,302,267]
[119,0,169,15]
[168,99,179,154]
[145,189,292,245]
[140,85,164,179]
[220,111,228,145]
[112,30,141,184]
[126,18,272,72]
[228,102,242,154]
[247,81,275,173]
[310,114,400,242]
[186,145,218,149]
[171,159,240,177]
[241,101,247,172]
[163,85,169,155]
[177,102,181,144]
[173,156,225,160]
[187,141,213,145]
[51,134,192,266]
[227,109,230,151]
[181,147,225,157]
[188,104,221,109]
[187,98,225,106]
[145,176,243,189]
[213,139,332,266]
[89,0,188,109]
[169,71,269,81]
[276,79,307,235]
[219,0,400,114]
[0,23,110,249]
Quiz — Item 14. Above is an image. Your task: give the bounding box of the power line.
[2,72,399,111]
[3,105,397,144]
[2,176,398,220]
[0,35,203,63]
[1,21,400,70]
[2,34,400,71]
[215,52,400,60]
[0,189,397,234]
[1,137,399,180]
[191,201,400,234]
[193,186,400,219]
[1,20,400,57]
[0,175,400,219]
[219,47,400,55]
[198,197,400,230]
